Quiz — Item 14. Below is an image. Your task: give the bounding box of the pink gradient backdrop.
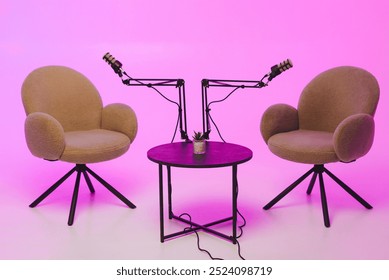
[1,0,389,259]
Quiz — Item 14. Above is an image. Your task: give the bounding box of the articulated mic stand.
[201,59,293,140]
[121,76,189,142]
[103,52,189,142]
[201,76,268,140]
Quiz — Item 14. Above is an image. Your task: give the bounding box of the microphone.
[103,52,123,77]
[268,59,293,81]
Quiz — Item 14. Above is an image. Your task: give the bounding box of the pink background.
[1,0,388,259]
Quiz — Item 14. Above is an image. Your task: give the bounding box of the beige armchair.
[260,66,379,227]
[22,66,138,225]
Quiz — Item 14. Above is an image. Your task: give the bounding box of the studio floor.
[1,141,388,260]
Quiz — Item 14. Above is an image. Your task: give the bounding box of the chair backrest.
[22,66,103,132]
[297,66,380,132]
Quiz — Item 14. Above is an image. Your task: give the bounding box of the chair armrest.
[333,113,375,162]
[102,103,138,143]
[260,104,299,143]
[25,112,65,160]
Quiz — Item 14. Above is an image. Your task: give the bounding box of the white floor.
[1,142,388,260]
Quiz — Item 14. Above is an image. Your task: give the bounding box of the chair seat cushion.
[267,130,339,164]
[60,129,131,164]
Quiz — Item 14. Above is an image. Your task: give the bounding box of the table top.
[147,141,253,168]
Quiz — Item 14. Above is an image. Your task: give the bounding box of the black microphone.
[103,52,123,77]
[268,59,293,81]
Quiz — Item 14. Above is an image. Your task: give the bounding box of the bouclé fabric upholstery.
[22,66,138,164]
[260,66,379,164]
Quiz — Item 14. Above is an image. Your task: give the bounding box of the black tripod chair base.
[263,164,372,227]
[29,164,136,225]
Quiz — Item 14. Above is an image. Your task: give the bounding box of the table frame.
[157,163,239,244]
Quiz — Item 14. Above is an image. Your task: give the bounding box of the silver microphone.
[268,59,293,81]
[103,52,123,76]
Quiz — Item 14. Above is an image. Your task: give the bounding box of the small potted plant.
[192,131,206,154]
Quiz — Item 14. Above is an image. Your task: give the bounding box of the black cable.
[236,238,245,260]
[123,72,180,106]
[235,179,246,239]
[208,111,226,143]
[205,75,269,142]
[149,85,181,108]
[207,86,241,108]
[178,211,246,260]
[179,213,223,260]
[176,155,247,260]
[123,71,181,142]
[235,179,246,260]
[236,209,246,239]
[148,85,180,143]
[206,86,241,143]
[170,113,180,143]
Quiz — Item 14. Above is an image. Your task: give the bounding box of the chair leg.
[323,167,373,209]
[29,166,77,208]
[85,166,136,209]
[30,164,135,225]
[318,172,330,227]
[68,170,82,226]
[264,164,371,228]
[306,172,318,195]
[82,169,95,194]
[263,167,315,210]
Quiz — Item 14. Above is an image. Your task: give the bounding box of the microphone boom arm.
[103,52,189,141]
[201,75,269,140]
[103,53,292,142]
[124,75,189,142]
[201,58,292,140]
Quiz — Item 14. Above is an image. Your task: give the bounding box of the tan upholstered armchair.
[260,66,379,227]
[22,66,138,225]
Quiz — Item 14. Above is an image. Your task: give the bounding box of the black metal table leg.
[232,165,238,244]
[159,164,165,243]
[167,166,173,219]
